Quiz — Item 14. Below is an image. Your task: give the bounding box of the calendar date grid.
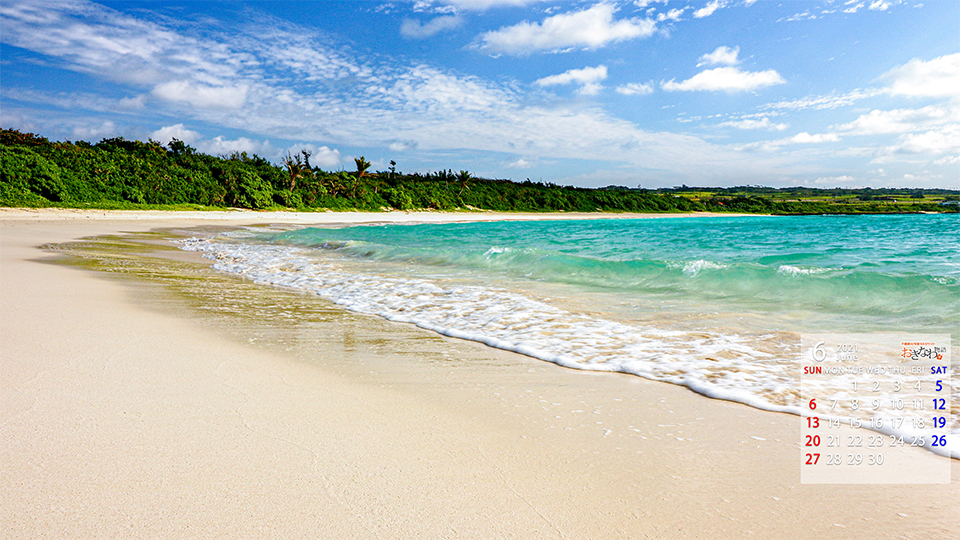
[800,334,953,485]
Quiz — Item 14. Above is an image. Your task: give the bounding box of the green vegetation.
[2,129,957,214]
[656,185,960,214]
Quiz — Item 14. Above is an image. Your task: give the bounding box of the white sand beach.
[2,209,957,539]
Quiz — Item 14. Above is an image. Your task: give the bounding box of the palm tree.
[354,156,371,180]
[457,169,471,196]
[283,150,311,191]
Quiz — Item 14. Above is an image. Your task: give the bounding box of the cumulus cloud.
[697,46,739,67]
[286,144,342,167]
[934,155,960,165]
[400,15,463,38]
[536,65,608,95]
[663,66,785,92]
[150,123,202,145]
[200,135,271,156]
[615,82,654,95]
[887,125,960,155]
[693,1,726,19]
[657,8,686,22]
[881,53,960,99]
[150,123,278,157]
[843,3,864,14]
[478,3,656,55]
[790,132,840,144]
[507,158,533,168]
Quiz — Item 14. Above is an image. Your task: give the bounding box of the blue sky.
[1,0,957,188]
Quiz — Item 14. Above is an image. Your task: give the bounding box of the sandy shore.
[2,209,957,539]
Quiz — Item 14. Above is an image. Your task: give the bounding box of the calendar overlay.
[801,334,953,484]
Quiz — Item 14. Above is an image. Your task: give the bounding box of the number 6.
[812,341,826,362]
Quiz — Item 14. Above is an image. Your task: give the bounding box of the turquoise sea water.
[274,214,959,332]
[180,214,959,456]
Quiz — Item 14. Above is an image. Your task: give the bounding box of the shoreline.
[2,212,957,538]
[0,207,761,223]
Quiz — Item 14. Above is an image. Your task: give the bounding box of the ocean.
[178,214,958,457]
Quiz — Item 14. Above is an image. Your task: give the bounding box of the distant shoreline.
[0,207,760,223]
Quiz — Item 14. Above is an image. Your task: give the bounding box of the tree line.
[2,129,955,214]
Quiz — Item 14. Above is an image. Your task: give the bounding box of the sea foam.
[178,230,958,458]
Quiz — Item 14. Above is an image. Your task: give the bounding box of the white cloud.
[616,82,654,95]
[0,0,256,88]
[376,64,514,113]
[507,158,532,168]
[199,136,270,156]
[150,123,202,145]
[780,11,817,22]
[736,132,839,152]
[478,3,656,55]
[790,132,840,144]
[763,89,883,111]
[71,120,118,142]
[150,123,280,157]
[934,155,959,165]
[697,45,739,67]
[868,1,892,11]
[388,140,419,152]
[887,125,960,155]
[657,8,686,22]
[833,105,957,135]
[718,117,788,130]
[843,2,864,14]
[152,81,249,109]
[663,66,785,92]
[1,88,147,115]
[287,144,342,168]
[693,1,726,19]
[536,65,608,94]
[118,96,146,110]
[400,15,463,38]
[881,53,960,99]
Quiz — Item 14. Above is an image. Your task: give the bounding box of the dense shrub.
[1,146,66,204]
